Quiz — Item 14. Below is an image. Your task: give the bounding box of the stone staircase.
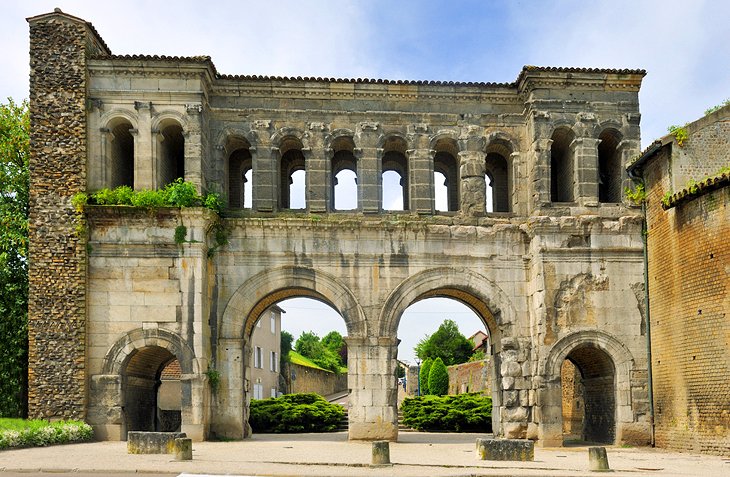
[335,407,349,432]
[397,410,417,432]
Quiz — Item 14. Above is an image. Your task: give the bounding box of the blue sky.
[3,1,728,362]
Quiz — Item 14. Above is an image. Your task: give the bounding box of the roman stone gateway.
[27,9,651,445]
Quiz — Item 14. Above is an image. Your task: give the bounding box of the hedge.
[0,419,93,449]
[401,393,492,432]
[249,393,344,433]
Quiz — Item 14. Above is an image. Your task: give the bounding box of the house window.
[254,346,263,368]
[270,351,278,372]
[270,311,276,333]
[253,383,263,400]
[271,388,277,398]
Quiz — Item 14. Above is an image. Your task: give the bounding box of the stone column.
[459,150,486,216]
[574,137,600,206]
[134,101,154,189]
[211,338,246,439]
[306,122,329,213]
[406,124,434,214]
[499,338,532,440]
[346,336,398,441]
[184,103,204,192]
[355,122,382,213]
[531,138,552,209]
[180,373,208,441]
[87,374,123,440]
[252,120,276,212]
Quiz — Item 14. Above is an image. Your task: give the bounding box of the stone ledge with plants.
[0,419,93,450]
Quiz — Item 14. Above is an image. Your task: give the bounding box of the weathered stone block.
[127,431,187,454]
[476,438,534,461]
[174,437,193,460]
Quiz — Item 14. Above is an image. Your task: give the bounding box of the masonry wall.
[447,360,491,395]
[644,143,730,455]
[27,13,107,419]
[289,363,348,397]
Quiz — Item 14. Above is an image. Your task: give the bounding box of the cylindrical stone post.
[588,446,609,471]
[174,438,193,461]
[371,440,391,466]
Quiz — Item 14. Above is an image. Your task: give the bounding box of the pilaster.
[407,124,434,214]
[355,122,382,213]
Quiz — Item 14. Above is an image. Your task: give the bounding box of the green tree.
[414,319,474,366]
[321,330,346,365]
[419,358,433,395]
[280,330,293,366]
[0,99,29,417]
[295,331,342,373]
[428,357,449,396]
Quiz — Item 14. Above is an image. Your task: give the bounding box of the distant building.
[249,306,284,399]
[469,330,490,354]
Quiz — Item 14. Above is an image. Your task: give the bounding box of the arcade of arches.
[28,10,651,449]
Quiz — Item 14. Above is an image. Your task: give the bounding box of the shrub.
[419,358,433,395]
[0,419,93,449]
[428,357,449,396]
[249,393,344,433]
[165,178,199,207]
[77,181,221,212]
[401,393,492,432]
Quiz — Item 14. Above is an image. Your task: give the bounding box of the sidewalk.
[0,432,728,476]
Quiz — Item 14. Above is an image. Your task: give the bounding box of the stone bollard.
[371,440,391,466]
[588,446,610,472]
[174,438,193,461]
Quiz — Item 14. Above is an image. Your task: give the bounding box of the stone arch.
[378,267,516,345]
[597,127,624,203]
[431,133,460,212]
[327,130,358,211]
[100,111,138,189]
[152,114,187,188]
[220,131,255,209]
[221,266,366,340]
[380,133,409,211]
[215,127,258,154]
[101,327,198,376]
[539,330,635,446]
[484,131,516,213]
[271,127,309,153]
[98,328,201,438]
[549,125,577,203]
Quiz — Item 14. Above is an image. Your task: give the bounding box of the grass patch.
[0,419,93,450]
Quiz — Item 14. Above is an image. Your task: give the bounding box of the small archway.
[550,127,575,203]
[485,136,512,213]
[279,137,306,209]
[228,147,252,209]
[433,137,460,212]
[540,331,634,447]
[108,119,134,188]
[381,136,409,211]
[598,128,623,203]
[121,346,178,433]
[157,121,185,187]
[331,136,358,211]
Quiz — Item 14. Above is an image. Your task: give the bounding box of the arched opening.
[598,129,622,203]
[228,148,252,209]
[382,136,409,211]
[550,127,575,203]
[432,138,460,212]
[331,138,358,211]
[398,297,490,396]
[245,293,349,433]
[158,122,185,187]
[109,119,134,188]
[279,138,306,209]
[122,345,179,433]
[561,345,616,444]
[485,153,509,213]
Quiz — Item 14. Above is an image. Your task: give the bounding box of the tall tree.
[295,331,343,373]
[321,330,346,365]
[419,358,433,395]
[0,99,29,417]
[428,357,449,396]
[414,319,474,366]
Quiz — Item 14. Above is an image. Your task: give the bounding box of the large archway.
[215,267,365,439]
[380,268,518,437]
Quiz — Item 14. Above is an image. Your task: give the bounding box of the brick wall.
[27,12,107,419]
[643,139,730,455]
